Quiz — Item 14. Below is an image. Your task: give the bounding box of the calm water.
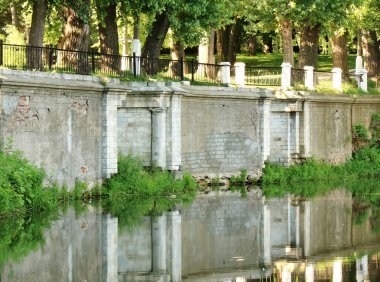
[1,189,380,281]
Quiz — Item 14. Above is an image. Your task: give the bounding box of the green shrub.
[105,154,198,199]
[353,125,370,140]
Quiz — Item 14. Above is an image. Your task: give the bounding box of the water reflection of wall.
[3,190,380,281]
[1,209,118,282]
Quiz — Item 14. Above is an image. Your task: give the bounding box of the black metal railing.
[0,41,287,87]
[291,68,305,87]
[245,66,282,86]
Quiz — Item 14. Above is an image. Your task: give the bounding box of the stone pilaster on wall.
[300,101,312,158]
[101,92,119,178]
[151,107,167,168]
[260,99,271,166]
[290,111,300,156]
[166,95,182,171]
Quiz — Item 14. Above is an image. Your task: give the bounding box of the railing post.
[191,59,195,82]
[281,62,292,89]
[180,57,184,81]
[304,66,314,90]
[133,52,137,77]
[48,44,53,70]
[234,62,245,87]
[332,68,342,92]
[0,40,3,66]
[91,48,95,73]
[220,62,231,86]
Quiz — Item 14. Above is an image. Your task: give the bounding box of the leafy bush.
[105,154,198,199]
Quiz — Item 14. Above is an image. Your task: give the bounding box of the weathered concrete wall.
[2,70,380,185]
[0,70,105,187]
[305,96,354,163]
[180,86,270,176]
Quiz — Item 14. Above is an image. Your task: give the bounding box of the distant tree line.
[0,0,379,74]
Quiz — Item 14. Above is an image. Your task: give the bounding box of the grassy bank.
[0,150,197,217]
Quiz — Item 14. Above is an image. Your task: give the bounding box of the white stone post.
[220,62,231,86]
[121,25,129,71]
[132,39,141,75]
[234,62,245,87]
[333,259,343,282]
[359,69,368,92]
[151,108,166,169]
[304,66,314,90]
[332,68,342,92]
[305,263,315,282]
[281,63,292,90]
[355,56,363,75]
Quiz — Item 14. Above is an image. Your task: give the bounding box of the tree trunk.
[357,30,362,57]
[362,30,380,75]
[97,3,120,73]
[142,12,170,75]
[227,20,238,66]
[10,1,20,30]
[133,16,140,40]
[248,35,257,56]
[216,18,240,65]
[298,24,320,69]
[60,4,90,74]
[280,19,294,65]
[331,30,348,75]
[216,27,230,62]
[208,28,215,65]
[27,0,47,70]
[170,38,184,77]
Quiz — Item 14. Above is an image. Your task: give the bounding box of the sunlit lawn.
[236,53,357,71]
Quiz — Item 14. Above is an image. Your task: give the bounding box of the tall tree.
[27,0,47,69]
[331,29,349,74]
[58,0,90,74]
[95,1,119,72]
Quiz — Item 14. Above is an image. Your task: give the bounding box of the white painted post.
[220,62,231,86]
[332,68,342,92]
[359,68,368,92]
[355,56,363,75]
[281,62,292,90]
[234,62,245,87]
[132,39,141,75]
[304,66,314,90]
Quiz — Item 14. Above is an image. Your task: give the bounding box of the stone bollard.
[332,68,342,92]
[281,63,292,90]
[234,62,245,87]
[359,68,368,92]
[304,66,314,90]
[132,39,141,75]
[220,62,231,86]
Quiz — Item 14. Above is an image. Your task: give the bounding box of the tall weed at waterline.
[105,154,197,199]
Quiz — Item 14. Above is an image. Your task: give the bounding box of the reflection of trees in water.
[0,211,58,271]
